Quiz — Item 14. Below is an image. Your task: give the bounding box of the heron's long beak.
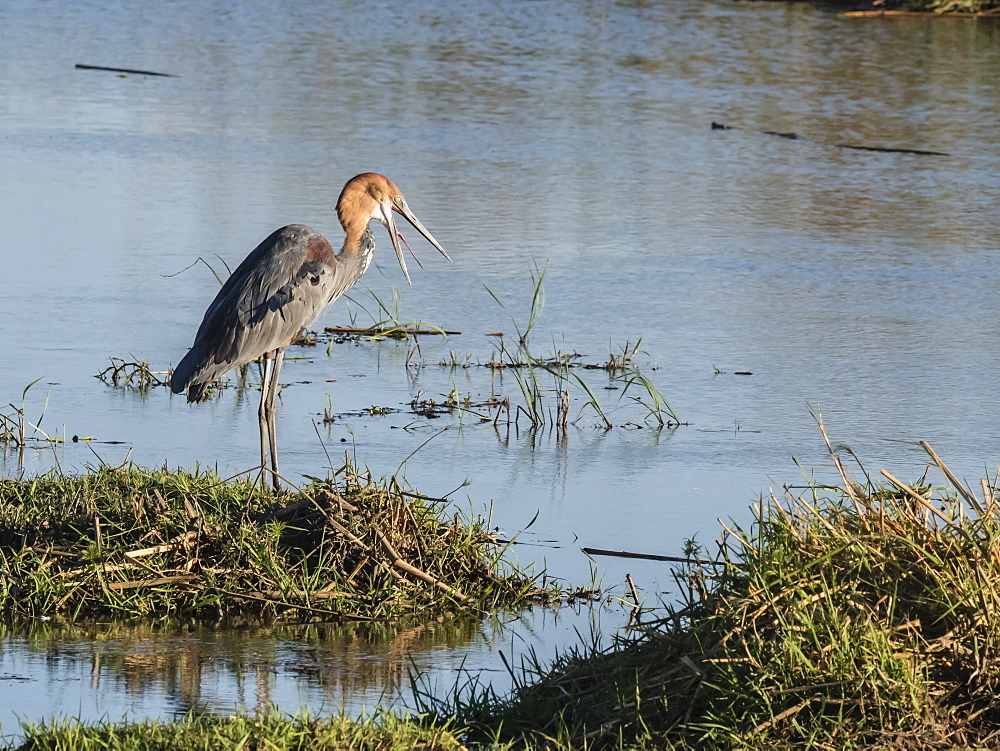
[382,200,451,285]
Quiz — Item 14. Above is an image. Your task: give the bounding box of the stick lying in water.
[711,122,950,156]
[75,63,178,77]
[583,547,725,566]
[323,326,461,335]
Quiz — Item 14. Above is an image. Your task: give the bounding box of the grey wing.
[172,225,340,397]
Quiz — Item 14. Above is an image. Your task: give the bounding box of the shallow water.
[1,0,999,736]
[0,607,617,737]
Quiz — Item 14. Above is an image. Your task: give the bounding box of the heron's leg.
[257,356,274,487]
[266,349,284,492]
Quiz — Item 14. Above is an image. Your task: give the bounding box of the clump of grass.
[617,368,680,428]
[0,464,553,622]
[0,401,31,446]
[440,350,474,368]
[479,266,614,431]
[479,267,680,431]
[602,339,642,372]
[322,394,336,423]
[436,442,1000,748]
[0,379,60,446]
[409,390,504,422]
[14,709,469,751]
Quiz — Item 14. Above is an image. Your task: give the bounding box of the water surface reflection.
[0,605,621,737]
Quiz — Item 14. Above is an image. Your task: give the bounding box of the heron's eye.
[393,196,403,206]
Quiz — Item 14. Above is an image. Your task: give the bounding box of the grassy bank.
[431,442,1000,748]
[0,464,551,622]
[10,444,1000,748]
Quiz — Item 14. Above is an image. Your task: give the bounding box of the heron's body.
[171,224,376,400]
[171,173,448,490]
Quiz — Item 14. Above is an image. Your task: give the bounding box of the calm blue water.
[1,0,999,737]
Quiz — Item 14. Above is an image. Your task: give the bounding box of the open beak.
[382,200,451,285]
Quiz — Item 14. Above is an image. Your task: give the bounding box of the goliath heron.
[171,173,449,490]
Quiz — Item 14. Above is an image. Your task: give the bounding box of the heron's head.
[336,173,450,284]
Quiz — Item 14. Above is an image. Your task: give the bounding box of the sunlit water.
[1,0,999,737]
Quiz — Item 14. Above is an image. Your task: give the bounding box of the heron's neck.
[336,224,376,285]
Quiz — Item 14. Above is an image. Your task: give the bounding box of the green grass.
[0,464,554,622]
[478,268,679,432]
[11,710,469,751]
